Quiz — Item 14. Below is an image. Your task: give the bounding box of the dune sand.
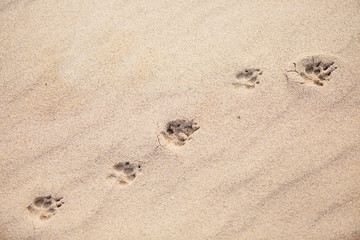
[1,0,360,239]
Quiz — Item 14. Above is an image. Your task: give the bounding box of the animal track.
[27,195,64,220]
[161,119,199,146]
[233,68,263,89]
[107,162,142,186]
[287,55,338,86]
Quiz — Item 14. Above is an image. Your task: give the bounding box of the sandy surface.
[1,0,360,239]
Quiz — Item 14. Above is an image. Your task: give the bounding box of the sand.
[1,0,360,239]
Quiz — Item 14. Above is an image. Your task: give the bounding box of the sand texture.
[1,0,360,239]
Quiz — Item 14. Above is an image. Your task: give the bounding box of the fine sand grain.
[1,0,360,239]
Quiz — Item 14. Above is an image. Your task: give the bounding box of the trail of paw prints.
[161,119,199,146]
[27,195,64,221]
[287,55,338,86]
[233,68,263,89]
[107,162,142,186]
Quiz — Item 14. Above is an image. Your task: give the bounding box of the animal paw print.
[107,162,142,186]
[161,119,199,146]
[27,195,64,220]
[233,68,263,89]
[287,55,338,86]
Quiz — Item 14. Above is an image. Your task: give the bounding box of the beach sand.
[1,0,360,239]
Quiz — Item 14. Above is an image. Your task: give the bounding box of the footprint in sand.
[232,68,263,89]
[107,162,142,186]
[161,119,199,146]
[286,54,338,86]
[27,195,64,220]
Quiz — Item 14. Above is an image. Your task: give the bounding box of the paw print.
[161,119,199,146]
[233,68,263,89]
[287,55,338,86]
[300,60,336,86]
[27,195,64,220]
[107,162,142,186]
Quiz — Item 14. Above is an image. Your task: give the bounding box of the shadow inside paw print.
[27,195,64,220]
[233,68,263,89]
[161,119,199,146]
[107,162,142,186]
